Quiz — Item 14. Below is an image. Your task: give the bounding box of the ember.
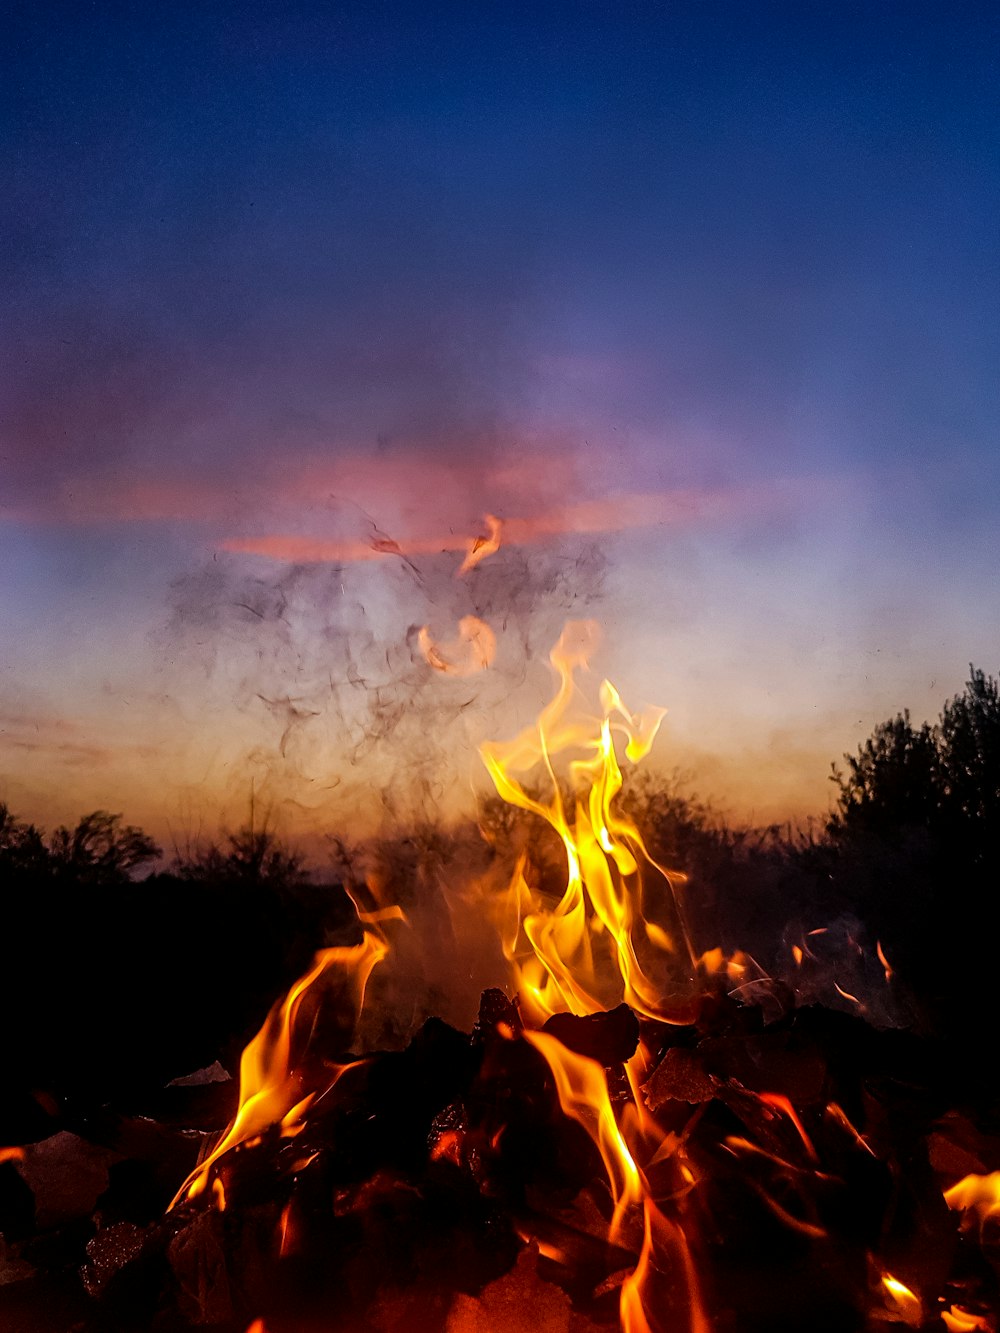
[2,624,999,1332]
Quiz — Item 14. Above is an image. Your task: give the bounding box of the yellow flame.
[479,620,698,1025]
[945,1171,1000,1228]
[880,1273,922,1326]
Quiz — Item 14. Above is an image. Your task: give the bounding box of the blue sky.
[2,1,998,841]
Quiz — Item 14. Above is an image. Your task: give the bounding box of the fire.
[525,1030,643,1235]
[879,1273,922,1326]
[418,615,497,675]
[159,618,1000,1332]
[479,625,709,1331]
[170,897,400,1209]
[457,512,503,574]
[943,1308,996,1332]
[944,1171,1000,1229]
[479,619,698,1026]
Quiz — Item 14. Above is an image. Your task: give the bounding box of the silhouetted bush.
[817,667,1000,1046]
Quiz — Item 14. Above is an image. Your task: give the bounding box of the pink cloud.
[219,487,751,565]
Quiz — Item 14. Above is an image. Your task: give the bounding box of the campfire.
[2,621,999,1333]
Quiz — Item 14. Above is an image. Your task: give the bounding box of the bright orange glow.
[0,1146,25,1165]
[418,615,496,675]
[244,1321,267,1333]
[170,903,398,1209]
[942,1307,995,1332]
[833,982,861,1006]
[945,1171,1000,1228]
[879,1273,922,1326]
[479,619,698,1026]
[430,1129,464,1166]
[457,513,503,574]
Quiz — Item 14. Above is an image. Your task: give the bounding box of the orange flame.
[170,900,399,1209]
[457,513,503,574]
[525,1030,643,1239]
[943,1307,995,1332]
[479,620,698,1026]
[879,1273,922,1326]
[944,1171,1000,1229]
[418,616,497,676]
[876,939,893,982]
[482,630,709,1333]
[525,1030,708,1333]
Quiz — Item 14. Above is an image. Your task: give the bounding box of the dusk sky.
[2,2,998,850]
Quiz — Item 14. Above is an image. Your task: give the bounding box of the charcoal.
[444,1244,604,1333]
[473,988,523,1044]
[0,1237,35,1286]
[644,1046,718,1108]
[80,1220,147,1298]
[541,1004,640,1066]
[0,1160,35,1241]
[16,1132,120,1229]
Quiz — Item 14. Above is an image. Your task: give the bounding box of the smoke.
[158,521,608,849]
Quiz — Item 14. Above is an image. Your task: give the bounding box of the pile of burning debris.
[2,623,999,1332]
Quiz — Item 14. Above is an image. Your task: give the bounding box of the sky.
[2,1,998,852]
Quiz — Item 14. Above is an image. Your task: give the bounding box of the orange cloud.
[219,488,748,565]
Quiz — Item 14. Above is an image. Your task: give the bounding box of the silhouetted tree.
[821,666,1000,1049]
[828,713,940,842]
[829,667,1000,859]
[176,824,307,890]
[937,667,1000,855]
[48,810,161,882]
[0,803,46,874]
